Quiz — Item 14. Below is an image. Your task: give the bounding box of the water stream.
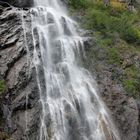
[27,0,121,139]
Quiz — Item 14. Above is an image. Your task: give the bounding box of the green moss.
[122,66,140,97]
[124,66,140,78]
[107,48,122,65]
[0,80,6,94]
[124,80,137,94]
[96,37,122,65]
[68,0,87,9]
[100,38,113,47]
[123,79,139,97]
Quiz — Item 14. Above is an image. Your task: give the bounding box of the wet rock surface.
[0,0,34,8]
[0,5,40,140]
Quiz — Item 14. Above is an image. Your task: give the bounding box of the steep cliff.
[0,3,41,139]
[0,0,34,7]
[0,0,140,140]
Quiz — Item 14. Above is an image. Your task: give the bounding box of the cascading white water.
[28,0,121,140]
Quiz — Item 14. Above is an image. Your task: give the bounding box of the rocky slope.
[83,37,139,140]
[0,0,140,140]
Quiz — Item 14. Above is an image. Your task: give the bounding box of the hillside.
[68,0,140,139]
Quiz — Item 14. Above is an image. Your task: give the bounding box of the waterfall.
[24,0,121,139]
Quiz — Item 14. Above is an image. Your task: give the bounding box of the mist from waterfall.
[25,0,122,139]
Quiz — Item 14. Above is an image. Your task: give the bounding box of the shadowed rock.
[0,5,40,140]
[0,0,34,7]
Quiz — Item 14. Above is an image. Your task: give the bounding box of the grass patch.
[69,0,140,45]
[96,37,122,65]
[0,80,6,94]
[123,65,140,97]
[107,47,122,65]
[84,8,140,44]
[68,0,87,9]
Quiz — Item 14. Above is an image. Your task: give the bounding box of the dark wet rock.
[83,37,96,51]
[0,5,40,140]
[0,0,34,8]
[47,12,55,24]
[61,17,72,36]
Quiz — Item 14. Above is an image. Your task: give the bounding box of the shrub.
[68,0,87,9]
[121,27,140,44]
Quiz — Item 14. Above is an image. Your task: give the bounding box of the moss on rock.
[0,80,6,94]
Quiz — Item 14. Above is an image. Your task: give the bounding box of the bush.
[121,27,140,44]
[68,0,87,9]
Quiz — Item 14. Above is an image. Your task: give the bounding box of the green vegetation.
[123,65,140,97]
[82,0,140,45]
[0,80,6,94]
[95,37,122,65]
[69,0,140,97]
[69,0,140,44]
[107,47,122,65]
[68,0,87,9]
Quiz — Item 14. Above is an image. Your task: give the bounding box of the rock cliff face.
[0,1,140,140]
[0,0,34,7]
[0,4,40,140]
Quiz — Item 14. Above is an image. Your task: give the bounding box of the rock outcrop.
[0,0,34,7]
[0,5,40,140]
